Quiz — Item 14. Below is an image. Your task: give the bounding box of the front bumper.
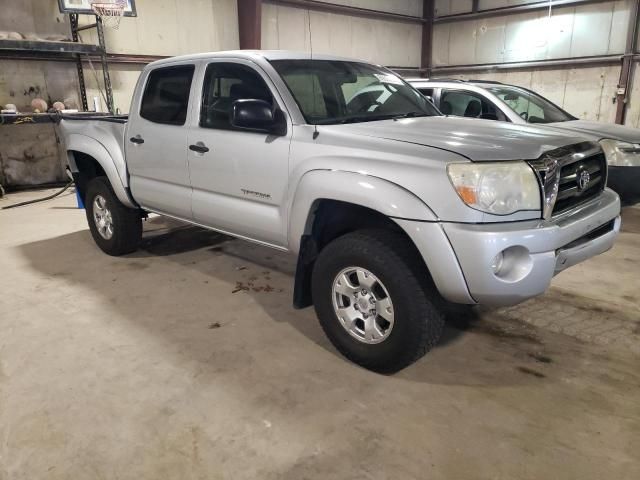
[442,189,621,305]
[396,189,621,307]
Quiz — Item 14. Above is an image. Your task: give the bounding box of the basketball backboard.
[58,0,137,17]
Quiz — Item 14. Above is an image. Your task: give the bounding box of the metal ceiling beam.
[264,0,424,24]
[434,0,610,24]
[431,55,623,74]
[238,0,262,50]
[0,52,167,64]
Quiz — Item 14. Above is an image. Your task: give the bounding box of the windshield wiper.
[315,112,430,125]
[336,114,397,124]
[390,112,430,119]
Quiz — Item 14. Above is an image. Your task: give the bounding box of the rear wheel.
[312,229,445,373]
[85,177,142,256]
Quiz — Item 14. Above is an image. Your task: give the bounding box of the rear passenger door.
[186,60,291,248]
[439,89,505,121]
[126,63,196,219]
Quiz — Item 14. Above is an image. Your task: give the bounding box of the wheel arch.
[289,170,440,309]
[66,134,136,208]
[288,169,438,254]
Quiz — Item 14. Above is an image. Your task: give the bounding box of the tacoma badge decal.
[241,189,271,199]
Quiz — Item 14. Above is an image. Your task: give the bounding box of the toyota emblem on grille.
[577,169,591,191]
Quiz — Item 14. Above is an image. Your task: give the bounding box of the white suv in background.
[407,78,640,203]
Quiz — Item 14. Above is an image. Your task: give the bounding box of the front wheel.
[312,230,445,373]
[85,177,142,256]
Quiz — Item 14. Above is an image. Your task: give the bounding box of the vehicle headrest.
[464,100,482,117]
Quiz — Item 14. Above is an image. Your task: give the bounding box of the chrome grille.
[552,152,606,215]
[529,142,607,219]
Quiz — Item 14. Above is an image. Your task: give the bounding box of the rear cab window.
[140,65,195,125]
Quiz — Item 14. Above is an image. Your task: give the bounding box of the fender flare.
[287,169,438,254]
[66,134,136,208]
[288,170,475,308]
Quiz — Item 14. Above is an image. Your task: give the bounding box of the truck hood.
[322,116,590,161]
[546,119,640,143]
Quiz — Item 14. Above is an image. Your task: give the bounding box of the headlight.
[599,139,640,167]
[447,162,541,215]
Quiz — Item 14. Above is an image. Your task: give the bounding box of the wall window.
[140,65,194,125]
[200,63,273,130]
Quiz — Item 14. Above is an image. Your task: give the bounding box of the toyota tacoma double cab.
[58,51,621,373]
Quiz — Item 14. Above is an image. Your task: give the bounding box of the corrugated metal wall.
[260,2,422,67]
[433,1,630,65]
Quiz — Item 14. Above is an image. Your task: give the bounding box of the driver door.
[186,60,292,248]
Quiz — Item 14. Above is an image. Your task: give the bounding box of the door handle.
[129,135,144,144]
[189,142,210,154]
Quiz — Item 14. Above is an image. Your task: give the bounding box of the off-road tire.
[85,176,142,256]
[312,229,445,373]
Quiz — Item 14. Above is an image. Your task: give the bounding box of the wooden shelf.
[0,113,61,125]
[0,39,103,57]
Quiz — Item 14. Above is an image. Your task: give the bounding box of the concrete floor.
[1,189,639,480]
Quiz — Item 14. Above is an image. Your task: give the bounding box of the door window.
[488,86,574,123]
[440,89,503,120]
[140,65,194,125]
[200,63,273,130]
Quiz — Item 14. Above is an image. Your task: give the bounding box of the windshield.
[488,86,575,124]
[270,59,440,125]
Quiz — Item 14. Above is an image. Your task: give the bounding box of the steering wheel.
[519,111,529,120]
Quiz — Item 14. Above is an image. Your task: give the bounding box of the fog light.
[491,252,504,274]
[490,246,533,282]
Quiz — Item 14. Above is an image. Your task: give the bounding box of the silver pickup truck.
[59,50,621,373]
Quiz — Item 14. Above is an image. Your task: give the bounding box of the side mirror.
[231,99,286,136]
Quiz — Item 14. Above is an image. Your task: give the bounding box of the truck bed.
[58,113,130,195]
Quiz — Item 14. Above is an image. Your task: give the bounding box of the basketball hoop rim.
[91,1,126,29]
[91,1,126,16]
